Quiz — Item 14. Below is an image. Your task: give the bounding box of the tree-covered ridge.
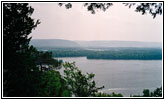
[30,39,162,48]
[38,47,162,60]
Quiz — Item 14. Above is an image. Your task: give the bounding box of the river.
[55,57,162,97]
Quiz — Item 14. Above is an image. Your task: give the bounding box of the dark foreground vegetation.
[3,3,162,97]
[131,87,162,97]
[36,47,162,60]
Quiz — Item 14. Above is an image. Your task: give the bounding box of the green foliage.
[3,3,40,53]
[152,87,162,97]
[28,48,70,97]
[63,62,104,97]
[59,3,162,18]
[94,92,123,97]
[38,70,71,97]
[83,3,113,14]
[48,47,162,60]
[111,92,123,97]
[35,51,62,71]
[135,3,162,18]
[3,3,40,96]
[131,87,162,97]
[143,89,150,97]
[3,3,66,97]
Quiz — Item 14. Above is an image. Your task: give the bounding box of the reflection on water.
[55,57,162,97]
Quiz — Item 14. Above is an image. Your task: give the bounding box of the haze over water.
[56,57,162,97]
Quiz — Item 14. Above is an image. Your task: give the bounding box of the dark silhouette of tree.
[35,51,62,72]
[143,89,150,97]
[58,3,162,18]
[124,3,162,18]
[3,3,71,97]
[94,92,123,97]
[152,86,162,97]
[3,3,40,96]
[131,87,162,97]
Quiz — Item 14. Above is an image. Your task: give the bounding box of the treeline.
[95,87,162,97]
[86,48,162,60]
[43,47,162,60]
[131,87,162,97]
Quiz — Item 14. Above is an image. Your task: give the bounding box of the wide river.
[55,57,162,97]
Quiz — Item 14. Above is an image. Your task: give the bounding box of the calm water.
[55,57,162,97]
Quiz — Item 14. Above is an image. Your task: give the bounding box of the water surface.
[55,57,162,97]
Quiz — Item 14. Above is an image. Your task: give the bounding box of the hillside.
[76,40,162,48]
[30,39,162,48]
[30,39,80,48]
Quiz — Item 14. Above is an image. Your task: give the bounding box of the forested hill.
[76,40,162,48]
[30,39,80,48]
[30,39,162,48]
[51,47,162,60]
[30,39,162,60]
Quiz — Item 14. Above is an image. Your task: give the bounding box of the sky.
[30,3,163,42]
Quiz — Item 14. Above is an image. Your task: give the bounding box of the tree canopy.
[131,87,162,97]
[58,3,162,18]
[63,62,104,97]
[3,3,40,96]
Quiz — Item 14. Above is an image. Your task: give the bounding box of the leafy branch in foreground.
[63,62,104,97]
[38,70,71,97]
[58,3,162,18]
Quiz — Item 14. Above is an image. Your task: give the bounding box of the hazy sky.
[30,3,163,42]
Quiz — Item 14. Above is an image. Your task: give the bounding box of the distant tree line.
[131,87,162,97]
[42,47,162,60]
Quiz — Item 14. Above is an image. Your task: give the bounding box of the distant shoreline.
[55,56,162,60]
